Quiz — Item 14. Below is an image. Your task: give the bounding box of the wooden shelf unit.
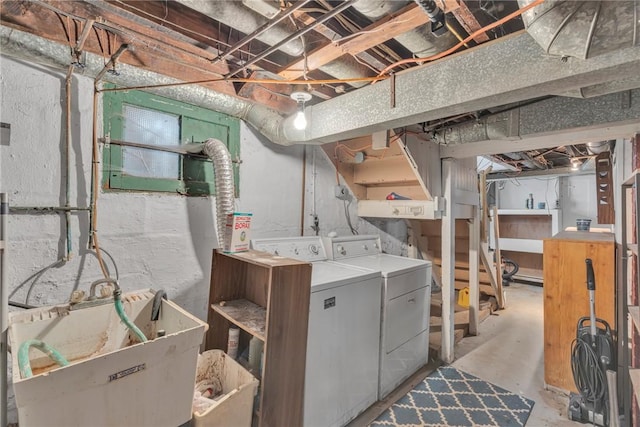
[321,134,443,219]
[206,250,312,427]
[620,169,640,425]
[542,231,616,393]
[491,208,561,283]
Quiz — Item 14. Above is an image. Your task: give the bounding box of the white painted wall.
[496,173,614,231]
[560,173,613,230]
[0,57,405,422]
[497,177,560,211]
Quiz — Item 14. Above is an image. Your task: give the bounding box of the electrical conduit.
[202,139,236,248]
[1,193,8,426]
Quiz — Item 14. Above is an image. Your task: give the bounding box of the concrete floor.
[452,282,581,426]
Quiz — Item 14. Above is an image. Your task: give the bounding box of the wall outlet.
[334,185,349,200]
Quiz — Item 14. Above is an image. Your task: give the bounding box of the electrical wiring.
[375,0,545,78]
[98,75,389,93]
[343,199,359,235]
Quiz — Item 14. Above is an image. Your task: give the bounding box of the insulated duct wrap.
[202,139,235,248]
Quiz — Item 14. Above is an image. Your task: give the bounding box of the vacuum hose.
[18,339,69,379]
[202,138,235,249]
[502,258,519,286]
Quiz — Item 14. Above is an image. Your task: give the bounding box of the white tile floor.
[453,283,582,426]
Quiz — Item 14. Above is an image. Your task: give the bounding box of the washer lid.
[310,261,380,290]
[335,254,430,277]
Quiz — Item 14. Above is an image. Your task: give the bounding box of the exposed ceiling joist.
[450,1,490,43]
[279,3,430,80]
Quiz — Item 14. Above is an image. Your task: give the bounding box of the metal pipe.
[10,206,90,212]
[100,138,242,161]
[214,0,312,63]
[65,64,74,261]
[226,0,358,78]
[89,88,98,250]
[94,44,129,83]
[1,192,8,427]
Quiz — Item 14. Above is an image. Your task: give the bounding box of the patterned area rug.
[370,366,535,427]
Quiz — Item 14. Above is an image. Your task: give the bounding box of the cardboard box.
[223,212,252,253]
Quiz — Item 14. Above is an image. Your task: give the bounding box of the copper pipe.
[95,43,129,82]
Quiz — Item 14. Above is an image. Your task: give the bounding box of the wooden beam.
[468,207,480,335]
[2,1,237,96]
[237,71,297,114]
[280,4,430,80]
[290,10,390,74]
[441,159,456,363]
[492,206,505,309]
[451,1,490,43]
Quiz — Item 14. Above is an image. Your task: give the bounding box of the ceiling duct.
[174,0,373,86]
[352,0,457,57]
[518,0,639,59]
[586,140,612,155]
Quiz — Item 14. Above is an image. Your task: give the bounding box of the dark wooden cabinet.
[206,250,312,427]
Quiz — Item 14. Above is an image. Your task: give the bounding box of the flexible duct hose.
[18,339,69,379]
[202,138,236,248]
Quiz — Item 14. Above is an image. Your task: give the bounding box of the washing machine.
[323,234,432,399]
[250,236,382,427]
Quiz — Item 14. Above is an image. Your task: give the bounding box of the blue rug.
[370,366,535,427]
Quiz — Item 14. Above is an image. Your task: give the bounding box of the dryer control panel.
[251,236,327,262]
[323,235,382,260]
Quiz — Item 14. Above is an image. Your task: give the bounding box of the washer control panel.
[251,236,327,262]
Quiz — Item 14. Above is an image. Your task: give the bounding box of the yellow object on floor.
[458,287,470,308]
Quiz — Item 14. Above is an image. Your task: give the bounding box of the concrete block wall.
[0,57,404,423]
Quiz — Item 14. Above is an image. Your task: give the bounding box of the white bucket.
[9,289,207,427]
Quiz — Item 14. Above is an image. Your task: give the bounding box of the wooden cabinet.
[542,231,615,392]
[206,250,312,427]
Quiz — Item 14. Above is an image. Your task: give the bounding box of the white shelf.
[490,208,561,254]
[496,209,559,216]
[498,238,543,254]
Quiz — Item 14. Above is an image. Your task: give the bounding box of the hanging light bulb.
[290,86,312,131]
[293,104,307,130]
[571,158,581,171]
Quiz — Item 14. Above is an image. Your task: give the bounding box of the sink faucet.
[88,277,120,300]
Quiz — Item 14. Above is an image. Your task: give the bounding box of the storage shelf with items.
[206,250,312,427]
[490,208,561,283]
[620,169,640,425]
[321,133,445,220]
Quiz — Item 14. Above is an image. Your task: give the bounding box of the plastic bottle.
[227,327,239,359]
[526,193,534,209]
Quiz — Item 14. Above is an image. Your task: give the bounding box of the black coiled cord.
[571,335,608,423]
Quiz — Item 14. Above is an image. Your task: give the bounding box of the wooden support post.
[492,206,505,309]
[468,205,480,336]
[441,159,456,363]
